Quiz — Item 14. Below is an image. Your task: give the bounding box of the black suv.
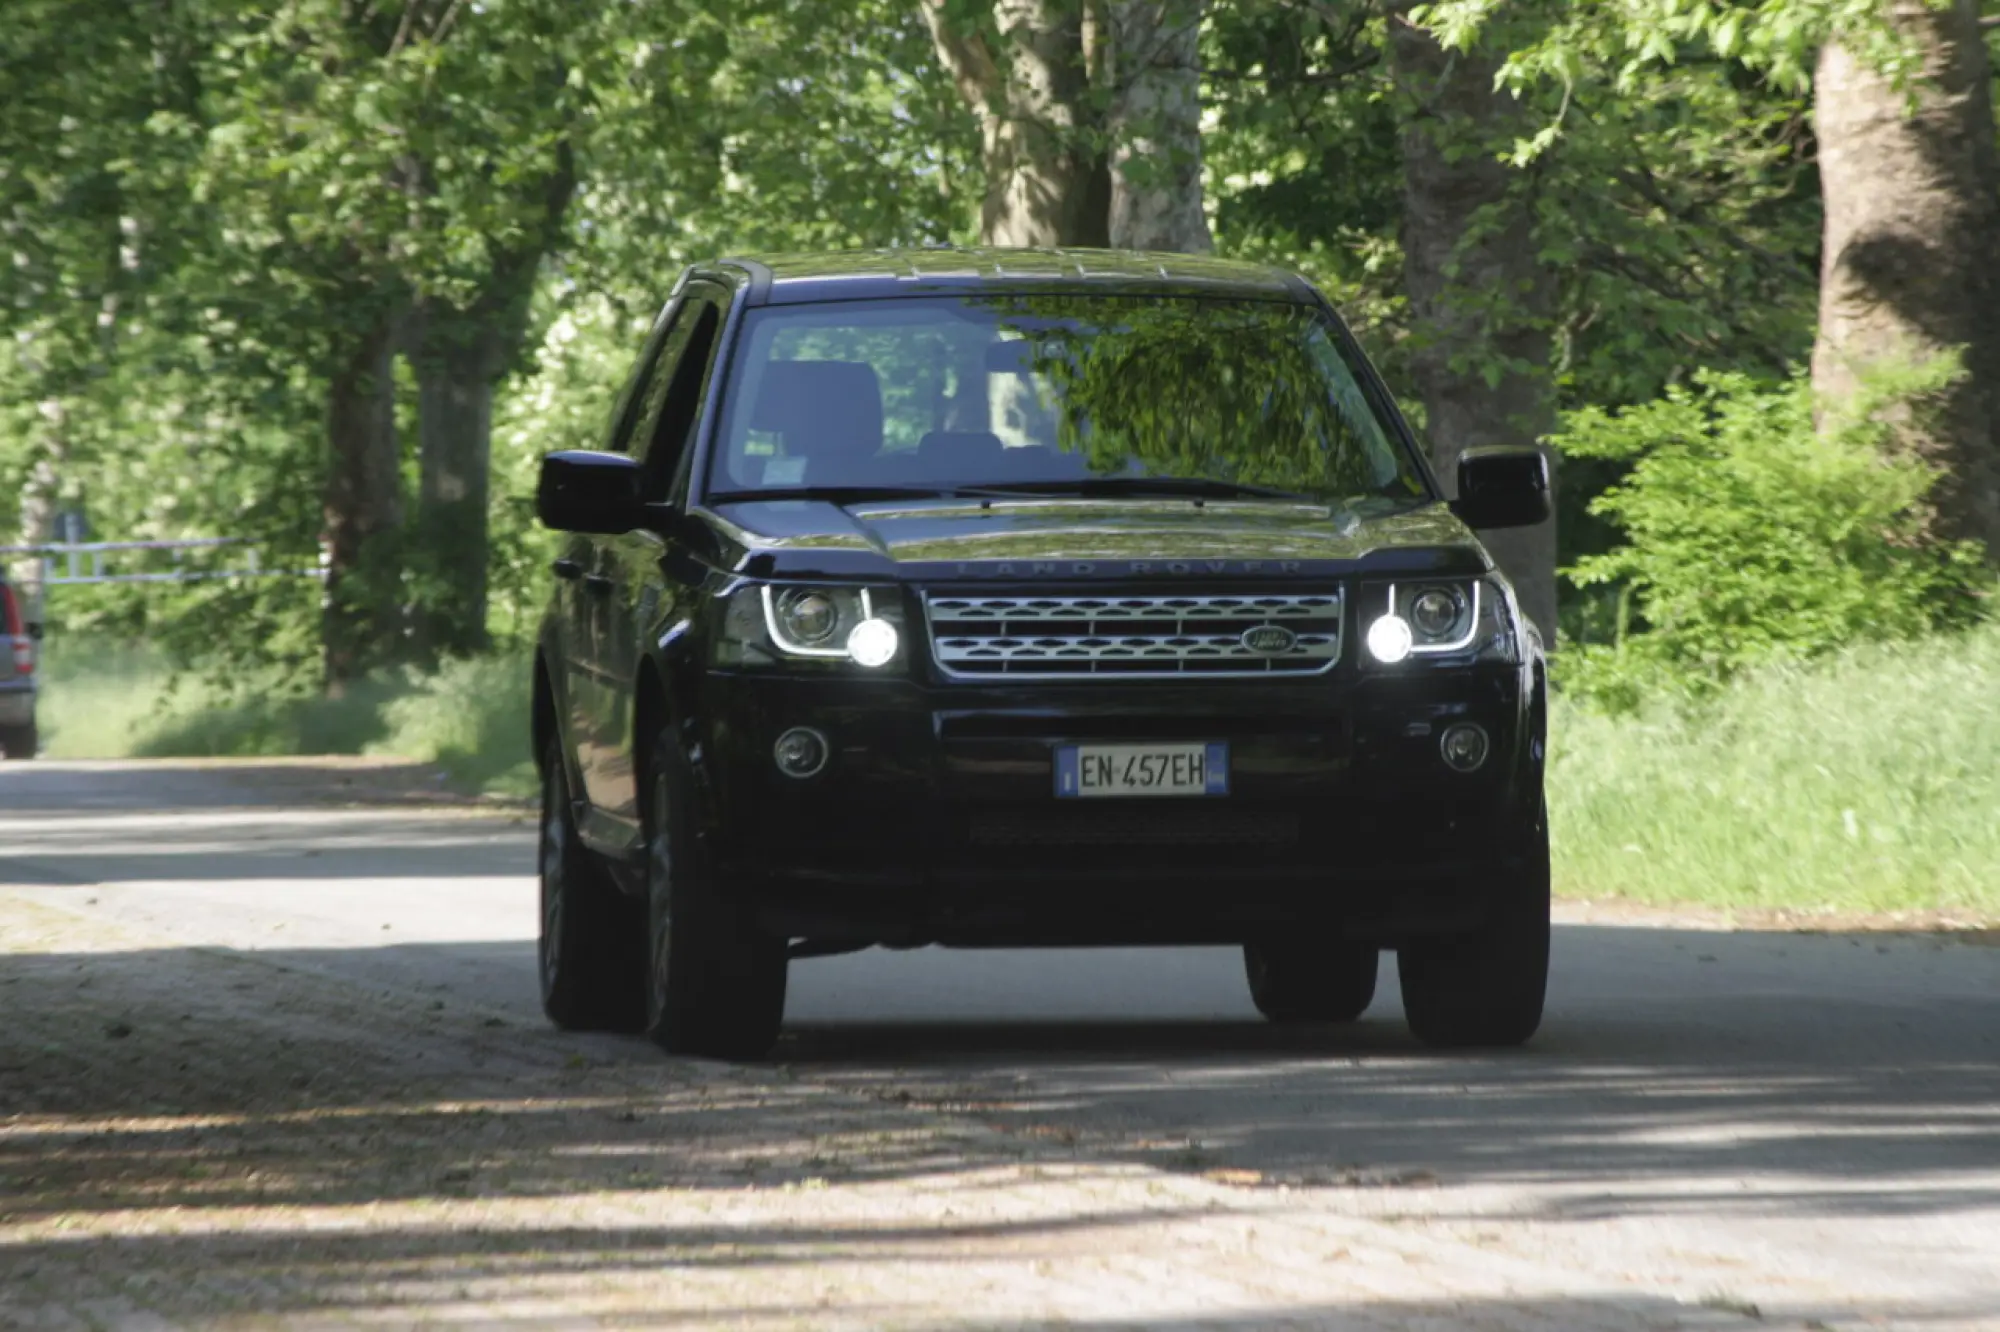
[533,248,1552,1058]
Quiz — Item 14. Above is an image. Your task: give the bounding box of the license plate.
[1054,742,1229,798]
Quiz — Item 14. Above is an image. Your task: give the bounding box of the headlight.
[1410,587,1466,640]
[1362,577,1517,665]
[715,583,907,670]
[774,589,839,646]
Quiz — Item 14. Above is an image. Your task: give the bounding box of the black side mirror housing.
[1450,446,1551,529]
[537,450,649,534]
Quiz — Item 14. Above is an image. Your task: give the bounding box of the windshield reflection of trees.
[969,294,1423,501]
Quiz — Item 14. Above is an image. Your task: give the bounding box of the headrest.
[748,359,884,464]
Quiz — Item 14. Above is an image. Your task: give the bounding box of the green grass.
[33,640,185,760]
[35,641,535,798]
[1550,618,2000,918]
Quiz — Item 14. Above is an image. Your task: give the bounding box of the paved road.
[3,760,1996,1330]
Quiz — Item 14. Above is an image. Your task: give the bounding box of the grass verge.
[1549,619,1999,918]
[35,642,535,798]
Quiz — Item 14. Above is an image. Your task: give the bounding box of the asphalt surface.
[2,759,1996,1329]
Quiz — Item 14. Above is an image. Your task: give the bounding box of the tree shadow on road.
[772,924,2000,1222]
[1,921,1996,1326]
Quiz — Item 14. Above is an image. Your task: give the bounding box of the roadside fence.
[0,538,327,588]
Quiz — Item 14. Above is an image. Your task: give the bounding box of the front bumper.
[690,665,1541,947]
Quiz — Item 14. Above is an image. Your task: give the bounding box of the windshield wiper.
[952,477,1314,502]
[704,485,962,504]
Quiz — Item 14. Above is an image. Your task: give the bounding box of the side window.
[633,287,727,498]
[605,303,681,454]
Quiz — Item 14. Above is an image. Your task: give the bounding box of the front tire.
[1244,941,1379,1023]
[538,738,646,1031]
[643,732,787,1059]
[1397,805,1551,1049]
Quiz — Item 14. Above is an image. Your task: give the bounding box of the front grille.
[925,592,1343,680]
[968,807,1300,848]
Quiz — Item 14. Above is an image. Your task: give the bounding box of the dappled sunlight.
[4,765,1997,1326]
[778,926,2000,1230]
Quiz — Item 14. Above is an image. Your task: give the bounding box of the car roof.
[701,247,1315,307]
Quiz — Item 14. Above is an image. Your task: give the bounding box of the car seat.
[747,360,885,483]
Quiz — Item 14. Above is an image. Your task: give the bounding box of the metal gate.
[0,538,325,588]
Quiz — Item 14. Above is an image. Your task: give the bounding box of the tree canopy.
[3,0,1994,693]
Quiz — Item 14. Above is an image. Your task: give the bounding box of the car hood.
[697,496,1492,583]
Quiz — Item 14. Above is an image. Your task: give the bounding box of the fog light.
[1440,722,1489,773]
[773,727,829,779]
[846,616,899,668]
[1366,614,1414,664]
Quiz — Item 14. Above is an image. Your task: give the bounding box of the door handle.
[583,573,615,596]
[551,558,583,581]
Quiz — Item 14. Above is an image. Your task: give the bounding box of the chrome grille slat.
[925,592,1343,680]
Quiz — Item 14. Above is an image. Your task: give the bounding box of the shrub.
[1553,361,1988,709]
[373,654,535,796]
[44,640,536,797]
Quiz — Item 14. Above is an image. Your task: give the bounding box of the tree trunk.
[322,312,403,693]
[1388,20,1559,640]
[1812,0,2000,554]
[1104,0,1212,252]
[404,140,574,659]
[924,0,1111,246]
[410,314,503,660]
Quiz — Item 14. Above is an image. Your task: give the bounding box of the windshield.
[706,295,1426,503]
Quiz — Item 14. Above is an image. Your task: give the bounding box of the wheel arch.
[531,650,558,776]
[630,634,705,839]
[632,656,666,822]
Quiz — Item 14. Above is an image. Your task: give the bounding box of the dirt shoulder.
[1553,895,2000,944]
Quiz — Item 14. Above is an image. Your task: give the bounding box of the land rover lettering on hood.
[531,247,1552,1060]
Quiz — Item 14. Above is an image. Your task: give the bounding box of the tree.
[393,3,589,659]
[921,0,1211,250]
[183,2,426,689]
[1414,0,2000,565]
[0,0,202,616]
[1812,0,2000,551]
[178,0,707,683]
[1388,9,1561,637]
[1105,1,1214,251]
[923,0,1112,245]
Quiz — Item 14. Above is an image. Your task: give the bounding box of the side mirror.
[537,450,648,535]
[27,622,43,642]
[1450,446,1551,529]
